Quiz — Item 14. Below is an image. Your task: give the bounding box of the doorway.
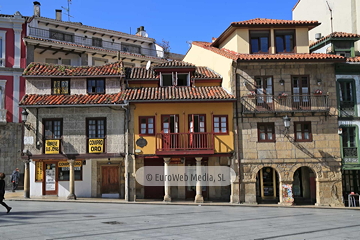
[43,162,57,195]
[144,158,164,199]
[161,115,179,150]
[293,167,316,205]
[101,166,120,196]
[256,167,279,204]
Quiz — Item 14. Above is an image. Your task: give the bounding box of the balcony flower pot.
[247,91,256,98]
[278,92,288,99]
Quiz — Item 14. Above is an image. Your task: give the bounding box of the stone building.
[184,18,346,206]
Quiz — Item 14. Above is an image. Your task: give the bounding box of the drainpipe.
[234,61,241,203]
[121,100,129,201]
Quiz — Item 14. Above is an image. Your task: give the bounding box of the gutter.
[20,103,129,108]
[234,62,241,204]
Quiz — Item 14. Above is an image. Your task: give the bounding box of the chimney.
[33,1,41,17]
[140,26,145,31]
[56,9,62,21]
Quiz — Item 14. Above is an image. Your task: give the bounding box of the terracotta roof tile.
[194,67,221,79]
[154,60,196,68]
[20,86,235,106]
[231,18,319,27]
[192,41,345,62]
[310,32,360,47]
[23,36,166,61]
[347,56,360,62]
[125,67,158,79]
[23,62,124,77]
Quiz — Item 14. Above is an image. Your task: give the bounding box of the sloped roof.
[347,56,360,62]
[192,41,346,62]
[231,18,319,28]
[23,62,123,77]
[154,61,196,68]
[310,32,360,47]
[20,86,235,106]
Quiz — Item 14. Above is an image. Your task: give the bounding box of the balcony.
[241,94,330,114]
[0,109,7,124]
[339,101,356,117]
[28,27,164,58]
[156,132,214,155]
[343,147,358,164]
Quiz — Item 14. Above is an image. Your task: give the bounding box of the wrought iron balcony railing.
[343,147,358,164]
[339,101,356,117]
[28,27,164,58]
[156,132,214,155]
[241,94,330,113]
[0,109,7,123]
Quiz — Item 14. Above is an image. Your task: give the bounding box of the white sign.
[45,169,55,191]
[24,136,34,145]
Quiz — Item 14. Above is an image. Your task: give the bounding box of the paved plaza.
[0,200,360,240]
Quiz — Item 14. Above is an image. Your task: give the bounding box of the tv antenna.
[326,1,333,33]
[62,0,73,21]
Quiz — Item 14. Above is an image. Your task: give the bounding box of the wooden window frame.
[139,116,155,136]
[213,115,228,135]
[274,29,295,53]
[294,121,312,142]
[43,118,63,154]
[87,78,105,94]
[188,114,206,133]
[257,122,275,142]
[291,75,310,95]
[250,30,270,54]
[86,117,107,153]
[51,79,70,95]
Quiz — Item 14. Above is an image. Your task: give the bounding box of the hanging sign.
[89,139,104,153]
[45,140,60,154]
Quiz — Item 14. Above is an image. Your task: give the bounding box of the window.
[92,37,102,47]
[87,118,106,153]
[342,127,357,159]
[52,79,70,95]
[0,80,6,110]
[58,161,83,181]
[160,72,190,86]
[255,76,273,106]
[292,76,310,108]
[87,79,105,94]
[338,80,356,117]
[139,116,155,135]
[121,43,141,54]
[294,122,312,142]
[333,41,353,57]
[43,119,62,154]
[62,59,71,65]
[45,58,58,64]
[275,30,295,53]
[258,123,275,142]
[250,30,269,53]
[213,115,228,134]
[93,58,108,66]
[0,31,5,67]
[49,29,74,42]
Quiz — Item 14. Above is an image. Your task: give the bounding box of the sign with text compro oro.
[89,139,104,153]
[58,161,82,168]
[45,140,60,154]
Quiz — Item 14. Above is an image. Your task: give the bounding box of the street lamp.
[21,109,29,123]
[283,115,291,135]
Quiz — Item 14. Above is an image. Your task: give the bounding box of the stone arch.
[289,164,321,181]
[251,164,282,182]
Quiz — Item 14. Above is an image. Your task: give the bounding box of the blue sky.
[2,0,299,55]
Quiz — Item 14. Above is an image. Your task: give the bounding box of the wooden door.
[101,166,120,194]
[189,114,206,149]
[43,162,57,195]
[292,76,310,109]
[162,115,179,150]
[144,158,164,199]
[255,76,274,110]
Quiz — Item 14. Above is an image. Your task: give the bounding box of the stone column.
[278,181,294,206]
[243,180,257,204]
[67,160,76,200]
[194,157,204,203]
[13,29,22,68]
[163,158,171,202]
[23,159,30,199]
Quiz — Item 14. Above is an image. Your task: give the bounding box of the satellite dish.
[146,60,151,70]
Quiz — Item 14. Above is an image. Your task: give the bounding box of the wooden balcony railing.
[241,94,330,113]
[156,132,214,155]
[28,27,164,58]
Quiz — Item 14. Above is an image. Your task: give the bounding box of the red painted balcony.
[156,132,214,155]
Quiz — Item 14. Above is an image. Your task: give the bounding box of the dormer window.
[333,41,353,57]
[250,30,269,53]
[275,30,294,53]
[87,79,105,94]
[160,72,190,87]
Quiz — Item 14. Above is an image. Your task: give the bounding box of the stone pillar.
[23,159,30,199]
[194,157,204,203]
[13,29,22,68]
[163,158,171,202]
[315,179,343,207]
[67,160,76,200]
[278,181,294,206]
[243,180,257,204]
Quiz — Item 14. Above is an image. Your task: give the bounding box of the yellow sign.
[58,161,82,168]
[35,162,43,181]
[89,138,104,153]
[45,140,60,154]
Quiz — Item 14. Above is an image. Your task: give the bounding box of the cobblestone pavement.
[0,198,360,240]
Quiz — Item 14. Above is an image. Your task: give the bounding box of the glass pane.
[148,129,153,134]
[251,39,259,53]
[148,123,153,129]
[221,117,226,123]
[214,117,219,123]
[214,127,219,133]
[140,118,146,124]
[297,132,302,139]
[267,133,273,140]
[276,36,284,52]
[214,123,219,128]
[141,129,146,134]
[304,132,310,139]
[221,128,227,133]
[148,118,154,124]
[221,123,226,128]
[260,37,268,52]
[260,133,265,140]
[141,123,147,128]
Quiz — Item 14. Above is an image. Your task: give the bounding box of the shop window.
[294,122,312,142]
[275,30,295,53]
[87,79,105,94]
[258,123,275,142]
[58,161,83,181]
[213,115,228,134]
[139,116,155,135]
[250,30,269,53]
[87,118,106,153]
[52,79,70,95]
